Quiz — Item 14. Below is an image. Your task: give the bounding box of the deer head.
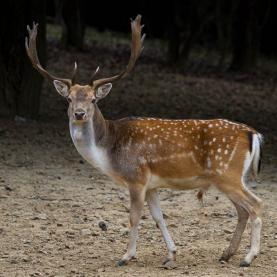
[25,16,145,122]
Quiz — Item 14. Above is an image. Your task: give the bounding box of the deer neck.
[69,105,111,172]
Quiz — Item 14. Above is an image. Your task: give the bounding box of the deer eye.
[91,98,96,103]
[67,97,72,103]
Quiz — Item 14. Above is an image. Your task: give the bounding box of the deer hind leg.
[117,184,146,266]
[219,200,249,262]
[221,183,262,267]
[239,188,262,267]
[146,189,176,265]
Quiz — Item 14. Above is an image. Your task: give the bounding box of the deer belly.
[147,174,205,190]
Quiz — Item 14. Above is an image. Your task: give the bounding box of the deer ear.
[96,83,112,100]
[53,80,69,97]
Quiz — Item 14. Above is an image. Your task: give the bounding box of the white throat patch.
[69,120,110,173]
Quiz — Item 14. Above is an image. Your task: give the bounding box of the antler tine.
[91,14,145,89]
[71,62,78,85]
[25,22,72,87]
[89,66,100,83]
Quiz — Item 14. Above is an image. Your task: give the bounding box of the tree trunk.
[230,0,259,71]
[60,0,85,50]
[0,0,46,119]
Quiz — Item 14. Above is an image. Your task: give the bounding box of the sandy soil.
[1,32,277,277]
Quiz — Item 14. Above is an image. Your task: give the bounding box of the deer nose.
[74,109,86,120]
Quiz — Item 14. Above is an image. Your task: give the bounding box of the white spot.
[218,148,221,153]
[224,150,228,155]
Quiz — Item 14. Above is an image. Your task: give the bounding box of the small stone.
[80,229,92,236]
[223,229,233,234]
[4,185,13,191]
[23,239,31,244]
[98,221,108,231]
[160,260,177,270]
[32,213,47,220]
[22,256,31,262]
[65,243,71,249]
[66,230,75,238]
[117,193,125,200]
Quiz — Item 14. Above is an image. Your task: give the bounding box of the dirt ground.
[1,30,277,276]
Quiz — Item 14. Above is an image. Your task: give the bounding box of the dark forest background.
[0,0,276,120]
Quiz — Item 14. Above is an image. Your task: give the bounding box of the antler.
[90,15,145,89]
[25,22,75,87]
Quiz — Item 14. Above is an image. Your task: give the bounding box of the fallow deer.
[25,15,263,268]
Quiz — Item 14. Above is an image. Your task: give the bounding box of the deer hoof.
[161,259,177,270]
[240,260,250,267]
[116,259,128,267]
